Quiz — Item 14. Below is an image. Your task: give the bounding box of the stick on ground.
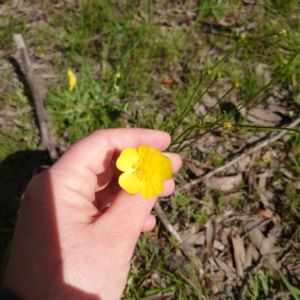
[13,33,58,161]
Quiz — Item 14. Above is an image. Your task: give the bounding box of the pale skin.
[3,128,182,300]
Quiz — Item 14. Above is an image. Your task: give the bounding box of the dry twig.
[154,202,192,259]
[141,291,174,300]
[13,34,57,161]
[154,202,183,244]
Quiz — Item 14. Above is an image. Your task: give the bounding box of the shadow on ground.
[0,149,47,282]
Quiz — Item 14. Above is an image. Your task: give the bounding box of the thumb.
[95,191,157,254]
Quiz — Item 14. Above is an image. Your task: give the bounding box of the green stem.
[170,75,205,137]
[222,48,300,124]
[170,42,242,138]
[175,125,221,153]
[202,87,234,121]
[170,124,199,148]
[171,91,240,149]
[236,124,300,134]
[170,77,217,138]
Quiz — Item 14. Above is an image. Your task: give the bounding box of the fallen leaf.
[250,228,276,255]
[255,63,271,85]
[181,232,206,247]
[246,107,282,126]
[207,174,243,192]
[226,156,249,174]
[217,19,234,27]
[293,181,300,190]
[250,243,260,261]
[201,93,217,107]
[213,240,225,251]
[163,78,174,84]
[232,235,246,276]
[185,160,205,177]
[205,217,215,253]
[259,189,275,211]
[210,257,236,279]
[195,134,223,154]
[152,271,166,288]
[210,270,225,282]
[245,244,252,268]
[258,209,273,219]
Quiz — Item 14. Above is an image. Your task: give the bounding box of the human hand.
[3,128,182,300]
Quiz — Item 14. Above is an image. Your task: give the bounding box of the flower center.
[133,158,152,181]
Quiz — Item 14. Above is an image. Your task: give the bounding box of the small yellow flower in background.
[216,71,222,79]
[67,70,76,92]
[116,145,172,199]
[262,153,271,163]
[277,29,287,37]
[232,80,240,89]
[222,121,232,131]
[239,33,246,41]
[205,69,212,76]
[114,72,121,93]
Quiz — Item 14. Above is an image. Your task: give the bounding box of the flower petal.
[140,175,164,198]
[153,154,172,180]
[68,70,76,92]
[138,144,159,160]
[119,172,143,195]
[116,148,139,172]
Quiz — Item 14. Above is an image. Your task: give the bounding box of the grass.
[1,0,300,298]
[46,67,125,144]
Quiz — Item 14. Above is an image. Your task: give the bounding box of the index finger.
[55,128,170,173]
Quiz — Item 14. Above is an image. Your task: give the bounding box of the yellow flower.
[216,71,222,79]
[116,145,172,199]
[67,70,76,92]
[277,29,287,37]
[206,69,212,76]
[262,153,271,163]
[239,33,246,41]
[222,121,232,131]
[232,80,240,89]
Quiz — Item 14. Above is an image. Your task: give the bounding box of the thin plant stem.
[170,77,217,137]
[175,124,221,153]
[170,75,206,136]
[171,87,234,149]
[236,124,300,134]
[202,87,234,121]
[215,48,300,128]
[175,125,222,153]
[169,33,300,154]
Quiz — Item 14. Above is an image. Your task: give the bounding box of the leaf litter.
[1,1,300,299]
